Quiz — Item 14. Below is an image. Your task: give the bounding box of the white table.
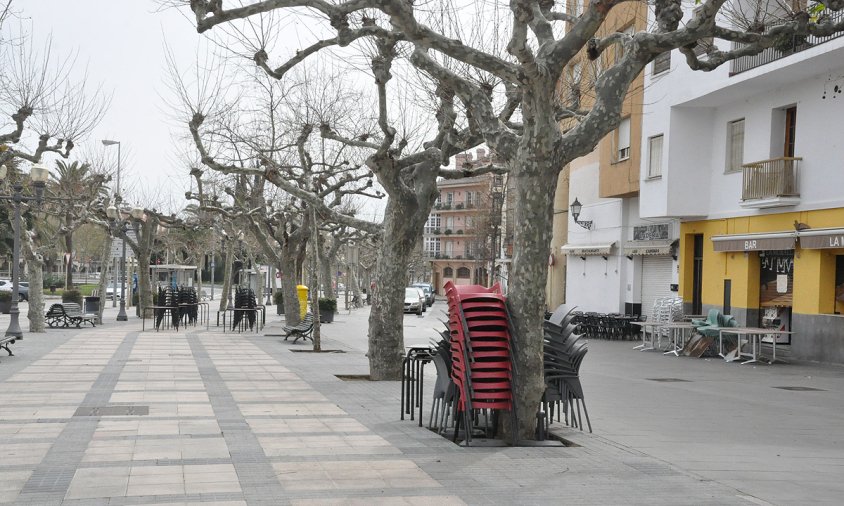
[631,321,666,352]
[659,322,697,356]
[719,327,794,364]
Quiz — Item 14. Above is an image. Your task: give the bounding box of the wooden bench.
[45,303,97,328]
[282,313,315,343]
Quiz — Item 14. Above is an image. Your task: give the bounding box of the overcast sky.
[18,1,215,210]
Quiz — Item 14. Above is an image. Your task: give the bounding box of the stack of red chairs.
[444,281,517,445]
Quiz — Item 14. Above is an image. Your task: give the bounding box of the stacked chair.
[650,297,684,347]
[154,286,181,331]
[178,286,199,327]
[542,309,592,432]
[232,287,258,331]
[427,328,457,433]
[444,281,518,446]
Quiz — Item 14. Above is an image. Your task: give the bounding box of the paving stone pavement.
[1,303,839,504]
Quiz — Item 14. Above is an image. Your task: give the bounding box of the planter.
[0,301,10,315]
[319,308,335,323]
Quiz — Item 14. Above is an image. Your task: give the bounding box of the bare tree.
[168,0,844,437]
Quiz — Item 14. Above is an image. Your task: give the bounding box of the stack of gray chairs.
[428,327,457,433]
[542,309,592,432]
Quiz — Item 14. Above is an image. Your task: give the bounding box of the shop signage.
[799,229,844,249]
[633,223,670,241]
[623,240,673,256]
[712,233,796,252]
[561,243,615,256]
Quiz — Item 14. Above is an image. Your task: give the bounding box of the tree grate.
[334,374,372,381]
[773,386,826,392]
[74,405,149,416]
[646,378,690,382]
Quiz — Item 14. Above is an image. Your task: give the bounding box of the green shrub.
[43,275,65,289]
[318,298,337,312]
[0,291,11,302]
[62,289,82,304]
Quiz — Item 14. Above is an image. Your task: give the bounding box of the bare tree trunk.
[367,200,421,380]
[219,241,233,312]
[97,238,111,323]
[63,220,73,289]
[22,232,45,333]
[507,156,558,440]
[280,254,300,325]
[319,250,334,300]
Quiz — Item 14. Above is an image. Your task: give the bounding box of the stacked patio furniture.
[542,310,592,432]
[650,297,684,346]
[155,287,181,330]
[428,329,458,433]
[444,281,518,445]
[232,287,258,331]
[178,286,199,326]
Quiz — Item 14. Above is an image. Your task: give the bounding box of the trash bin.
[296,285,309,319]
[84,296,100,314]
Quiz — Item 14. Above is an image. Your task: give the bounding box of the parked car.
[0,279,27,301]
[411,283,435,306]
[404,287,424,316]
[105,284,129,300]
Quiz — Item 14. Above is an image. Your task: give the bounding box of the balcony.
[730,10,844,75]
[740,157,801,209]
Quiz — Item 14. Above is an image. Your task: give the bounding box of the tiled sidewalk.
[0,309,752,505]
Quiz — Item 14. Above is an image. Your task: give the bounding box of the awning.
[711,231,796,252]
[796,228,844,249]
[623,240,674,256]
[561,242,615,256]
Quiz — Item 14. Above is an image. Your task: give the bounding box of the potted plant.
[318,297,337,323]
[456,229,463,235]
[0,291,11,314]
[273,290,284,315]
[456,202,464,210]
[444,229,453,235]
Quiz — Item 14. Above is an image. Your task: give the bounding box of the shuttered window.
[648,135,663,178]
[726,119,745,173]
[653,52,670,75]
[616,117,631,161]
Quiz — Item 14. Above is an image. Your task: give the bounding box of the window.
[653,52,670,75]
[444,242,454,256]
[424,237,440,256]
[444,267,453,278]
[424,213,441,233]
[784,106,797,157]
[446,192,454,205]
[615,117,631,161]
[445,216,454,230]
[647,135,663,178]
[726,119,745,173]
[457,267,471,279]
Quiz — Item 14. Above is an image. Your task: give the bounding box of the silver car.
[404,287,424,315]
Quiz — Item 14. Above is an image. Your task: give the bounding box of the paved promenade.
[0,302,841,505]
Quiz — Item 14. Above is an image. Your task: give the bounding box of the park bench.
[0,334,17,359]
[282,313,314,343]
[45,302,97,328]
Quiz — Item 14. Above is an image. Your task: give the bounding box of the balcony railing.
[730,10,844,75]
[741,157,801,202]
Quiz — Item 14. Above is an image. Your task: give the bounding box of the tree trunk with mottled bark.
[218,241,233,312]
[96,238,111,323]
[280,254,301,325]
[23,231,45,333]
[367,198,426,380]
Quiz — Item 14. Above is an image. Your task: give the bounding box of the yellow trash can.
[296,285,309,319]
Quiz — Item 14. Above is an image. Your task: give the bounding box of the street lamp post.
[102,140,121,310]
[0,164,49,338]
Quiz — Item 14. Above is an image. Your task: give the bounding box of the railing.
[730,10,844,75]
[741,157,801,201]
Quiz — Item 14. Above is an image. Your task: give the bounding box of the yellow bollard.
[296,285,309,319]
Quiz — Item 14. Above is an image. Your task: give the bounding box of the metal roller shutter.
[641,256,674,318]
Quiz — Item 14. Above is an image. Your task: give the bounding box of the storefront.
[679,211,844,364]
[623,239,676,318]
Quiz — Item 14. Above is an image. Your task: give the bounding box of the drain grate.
[773,386,826,392]
[624,461,682,476]
[335,374,372,381]
[291,349,346,354]
[74,405,149,417]
[646,378,690,383]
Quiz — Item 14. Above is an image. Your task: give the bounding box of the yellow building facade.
[679,208,844,363]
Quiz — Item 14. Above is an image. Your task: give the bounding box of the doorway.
[692,234,704,315]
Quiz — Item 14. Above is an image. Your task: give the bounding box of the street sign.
[110,239,135,260]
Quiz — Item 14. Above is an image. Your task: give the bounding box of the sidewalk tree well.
[167,0,844,438]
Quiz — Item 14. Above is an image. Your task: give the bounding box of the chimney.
[476,148,486,161]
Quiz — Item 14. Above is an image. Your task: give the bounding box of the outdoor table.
[719,327,794,364]
[659,322,696,356]
[631,321,665,351]
[682,314,706,321]
[401,346,435,426]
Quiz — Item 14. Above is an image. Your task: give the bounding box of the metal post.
[117,226,128,321]
[112,257,117,307]
[210,253,215,300]
[5,187,23,338]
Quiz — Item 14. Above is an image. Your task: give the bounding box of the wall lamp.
[570,198,593,230]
